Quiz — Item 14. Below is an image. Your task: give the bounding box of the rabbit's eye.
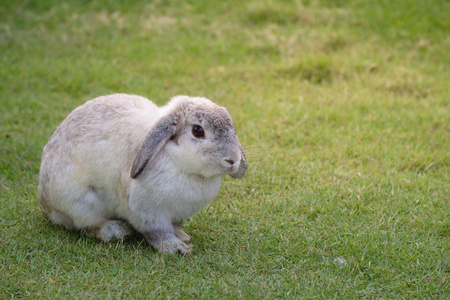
[192,125,205,139]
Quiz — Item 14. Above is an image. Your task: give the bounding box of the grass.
[1,0,449,298]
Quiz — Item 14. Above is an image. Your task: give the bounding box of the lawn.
[1,0,449,298]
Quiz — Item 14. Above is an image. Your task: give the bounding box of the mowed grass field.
[1,0,449,298]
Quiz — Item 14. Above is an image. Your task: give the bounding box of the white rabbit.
[38,94,247,254]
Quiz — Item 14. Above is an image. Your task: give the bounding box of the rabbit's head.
[131,96,247,179]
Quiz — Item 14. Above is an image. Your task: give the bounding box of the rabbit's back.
[46,94,158,148]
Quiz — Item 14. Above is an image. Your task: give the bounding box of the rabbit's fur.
[38,94,247,254]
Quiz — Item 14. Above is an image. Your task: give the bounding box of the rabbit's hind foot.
[87,220,133,242]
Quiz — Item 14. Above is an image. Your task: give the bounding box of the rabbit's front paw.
[145,231,193,254]
[174,225,191,242]
[159,239,193,254]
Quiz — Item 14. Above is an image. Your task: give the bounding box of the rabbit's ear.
[229,145,247,179]
[131,114,178,179]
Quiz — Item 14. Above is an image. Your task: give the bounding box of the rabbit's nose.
[224,158,234,165]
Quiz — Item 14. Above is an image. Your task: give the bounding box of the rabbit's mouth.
[230,164,240,174]
[224,163,241,178]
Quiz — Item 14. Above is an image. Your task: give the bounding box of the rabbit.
[38,94,247,254]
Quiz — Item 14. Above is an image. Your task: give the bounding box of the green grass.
[1,0,449,298]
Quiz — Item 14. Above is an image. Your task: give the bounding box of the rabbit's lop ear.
[230,145,247,179]
[131,114,178,179]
